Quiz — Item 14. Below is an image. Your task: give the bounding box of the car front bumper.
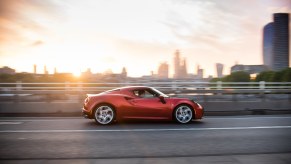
[82,108,91,119]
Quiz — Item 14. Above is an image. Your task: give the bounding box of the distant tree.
[0,74,15,82]
[272,70,285,82]
[14,73,36,82]
[280,68,291,82]
[255,71,275,82]
[255,68,291,82]
[222,71,250,82]
[267,68,291,82]
[210,78,221,82]
[0,73,80,83]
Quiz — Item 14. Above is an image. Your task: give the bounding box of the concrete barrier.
[0,101,290,117]
[200,101,291,115]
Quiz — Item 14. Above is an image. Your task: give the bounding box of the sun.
[73,71,81,77]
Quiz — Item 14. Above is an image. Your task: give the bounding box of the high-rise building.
[216,63,224,78]
[263,13,289,71]
[33,64,37,74]
[263,23,274,68]
[121,67,127,78]
[272,13,289,71]
[44,65,48,74]
[81,68,92,78]
[180,58,187,78]
[173,50,187,78]
[157,62,169,78]
[196,65,204,79]
[174,50,181,78]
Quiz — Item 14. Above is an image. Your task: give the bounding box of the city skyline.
[0,0,290,77]
[1,50,205,78]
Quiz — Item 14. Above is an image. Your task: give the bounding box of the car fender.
[169,98,197,115]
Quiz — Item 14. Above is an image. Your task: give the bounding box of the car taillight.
[84,97,89,104]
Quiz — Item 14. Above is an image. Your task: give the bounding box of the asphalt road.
[0,115,291,164]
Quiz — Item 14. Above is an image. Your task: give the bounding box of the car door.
[125,89,170,119]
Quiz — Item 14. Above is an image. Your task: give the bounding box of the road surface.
[0,115,291,163]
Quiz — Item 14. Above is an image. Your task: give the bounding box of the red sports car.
[82,86,204,125]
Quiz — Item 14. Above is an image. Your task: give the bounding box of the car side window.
[133,89,157,98]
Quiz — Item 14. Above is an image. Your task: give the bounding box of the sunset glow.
[0,0,290,77]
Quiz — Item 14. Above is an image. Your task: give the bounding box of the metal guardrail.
[0,81,290,103]
[0,81,291,94]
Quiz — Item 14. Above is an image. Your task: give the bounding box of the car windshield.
[151,87,169,98]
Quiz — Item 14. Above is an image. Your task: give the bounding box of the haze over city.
[0,0,290,77]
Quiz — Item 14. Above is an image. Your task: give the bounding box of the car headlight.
[192,100,202,108]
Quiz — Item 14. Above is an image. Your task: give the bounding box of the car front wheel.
[94,105,115,125]
[174,105,193,124]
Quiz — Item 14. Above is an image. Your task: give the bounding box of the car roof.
[101,86,151,94]
[118,86,151,91]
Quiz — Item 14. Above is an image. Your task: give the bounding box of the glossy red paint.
[82,86,204,123]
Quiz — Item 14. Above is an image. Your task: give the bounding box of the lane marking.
[0,119,82,122]
[0,122,23,125]
[1,116,291,122]
[205,116,291,120]
[0,126,291,133]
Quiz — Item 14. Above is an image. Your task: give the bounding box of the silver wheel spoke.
[175,106,192,123]
[101,117,105,123]
[106,115,112,120]
[95,106,114,125]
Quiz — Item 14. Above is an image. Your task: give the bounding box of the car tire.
[174,104,193,124]
[94,105,115,125]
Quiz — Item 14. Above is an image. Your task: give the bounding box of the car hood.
[166,97,190,100]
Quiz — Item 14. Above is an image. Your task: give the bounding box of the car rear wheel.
[94,105,115,125]
[174,105,193,124]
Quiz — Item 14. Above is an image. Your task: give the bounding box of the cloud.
[156,0,282,75]
[112,36,179,62]
[31,40,44,47]
[161,0,275,53]
[1,0,290,76]
[0,0,62,46]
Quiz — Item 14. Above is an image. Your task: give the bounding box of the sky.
[0,0,290,77]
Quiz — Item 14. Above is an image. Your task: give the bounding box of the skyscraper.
[33,64,37,74]
[173,50,187,79]
[157,62,169,78]
[173,50,181,78]
[44,65,48,74]
[263,23,274,68]
[216,63,224,78]
[121,67,127,78]
[263,13,289,71]
[272,13,289,71]
[196,65,204,79]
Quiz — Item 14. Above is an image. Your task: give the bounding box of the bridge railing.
[0,81,291,102]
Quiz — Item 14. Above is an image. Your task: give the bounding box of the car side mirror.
[159,95,166,104]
